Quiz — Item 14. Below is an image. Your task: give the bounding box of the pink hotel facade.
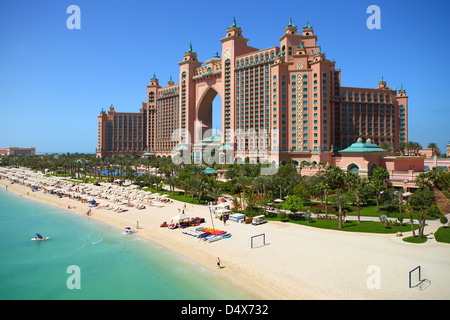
[97,19,409,168]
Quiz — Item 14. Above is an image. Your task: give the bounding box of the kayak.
[31,237,49,241]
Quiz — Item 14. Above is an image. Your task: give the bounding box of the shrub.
[440,215,448,227]
[310,204,336,215]
[379,213,388,229]
[305,210,312,223]
[380,210,389,217]
[427,205,441,218]
[277,212,287,220]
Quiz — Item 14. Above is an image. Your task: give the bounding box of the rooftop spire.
[230,16,240,28]
[304,19,312,29]
[288,17,296,27]
[185,42,195,54]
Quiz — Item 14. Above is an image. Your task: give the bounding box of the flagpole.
[209,202,215,231]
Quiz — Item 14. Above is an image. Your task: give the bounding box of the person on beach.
[217,257,221,269]
[136,221,139,229]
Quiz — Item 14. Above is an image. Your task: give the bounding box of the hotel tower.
[97,18,408,165]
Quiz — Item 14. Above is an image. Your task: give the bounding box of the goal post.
[409,266,431,291]
[250,233,265,249]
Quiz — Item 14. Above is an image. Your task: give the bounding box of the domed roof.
[339,138,389,153]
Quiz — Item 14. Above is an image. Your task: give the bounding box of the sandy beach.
[1,167,449,300]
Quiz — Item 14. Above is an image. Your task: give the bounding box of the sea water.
[0,188,253,300]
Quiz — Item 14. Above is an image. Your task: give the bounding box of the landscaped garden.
[3,152,449,238]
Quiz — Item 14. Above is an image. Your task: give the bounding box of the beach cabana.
[171,214,189,224]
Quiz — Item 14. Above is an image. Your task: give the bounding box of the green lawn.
[434,226,450,244]
[346,204,437,221]
[402,236,428,244]
[265,216,418,234]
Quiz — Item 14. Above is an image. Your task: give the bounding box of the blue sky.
[0,0,449,154]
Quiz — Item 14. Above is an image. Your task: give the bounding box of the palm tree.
[333,189,346,229]
[236,176,251,208]
[208,185,223,205]
[324,164,345,189]
[370,167,389,212]
[380,141,392,152]
[427,167,444,188]
[192,178,207,204]
[397,141,406,155]
[412,142,422,156]
[344,171,362,223]
[253,176,266,196]
[178,177,190,198]
[405,206,416,237]
[166,176,178,196]
[427,142,438,156]
[415,172,433,190]
[318,180,330,219]
[275,175,287,200]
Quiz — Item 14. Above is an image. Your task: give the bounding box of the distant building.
[0,147,36,156]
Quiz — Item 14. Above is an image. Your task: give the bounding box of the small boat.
[121,227,136,235]
[197,232,211,239]
[31,233,49,241]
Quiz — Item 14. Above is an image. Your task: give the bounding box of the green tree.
[293,183,310,202]
[344,171,362,223]
[427,142,438,156]
[330,189,346,229]
[323,164,345,189]
[409,188,435,209]
[281,195,305,217]
[370,167,389,212]
[415,172,432,189]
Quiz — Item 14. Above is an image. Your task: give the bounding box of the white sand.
[1,169,449,300]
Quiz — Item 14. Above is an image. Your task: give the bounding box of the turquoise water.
[0,188,252,300]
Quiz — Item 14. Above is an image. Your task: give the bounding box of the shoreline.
[0,176,272,299]
[1,168,450,300]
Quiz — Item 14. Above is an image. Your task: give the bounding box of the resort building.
[0,147,36,156]
[96,18,409,166]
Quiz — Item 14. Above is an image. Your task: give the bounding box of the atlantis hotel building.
[97,18,409,165]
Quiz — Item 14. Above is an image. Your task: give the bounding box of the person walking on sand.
[217,257,221,269]
[136,221,139,230]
